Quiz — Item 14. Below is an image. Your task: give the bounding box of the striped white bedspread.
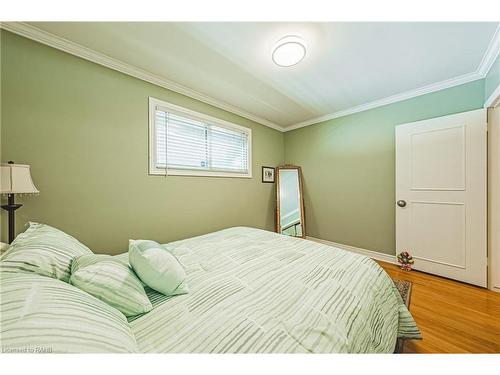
[122,227,420,353]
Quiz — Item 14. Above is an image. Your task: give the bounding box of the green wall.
[0,31,284,254]
[284,80,485,255]
[1,30,490,257]
[485,54,500,102]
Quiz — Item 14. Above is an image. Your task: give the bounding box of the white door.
[396,109,487,287]
[488,105,500,292]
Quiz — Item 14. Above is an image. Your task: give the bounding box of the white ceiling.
[19,22,500,129]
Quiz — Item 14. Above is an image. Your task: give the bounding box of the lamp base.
[1,194,22,243]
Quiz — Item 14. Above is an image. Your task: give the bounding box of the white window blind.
[150,98,251,177]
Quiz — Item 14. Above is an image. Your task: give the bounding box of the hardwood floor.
[377,261,500,353]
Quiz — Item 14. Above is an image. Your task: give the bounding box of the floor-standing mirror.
[276,165,305,238]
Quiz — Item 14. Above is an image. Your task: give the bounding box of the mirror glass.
[277,166,305,237]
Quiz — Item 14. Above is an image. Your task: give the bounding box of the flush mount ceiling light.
[272,35,307,67]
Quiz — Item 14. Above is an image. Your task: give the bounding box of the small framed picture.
[262,166,275,183]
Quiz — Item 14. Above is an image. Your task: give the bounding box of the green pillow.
[1,273,138,353]
[70,254,152,317]
[0,222,93,282]
[129,239,189,296]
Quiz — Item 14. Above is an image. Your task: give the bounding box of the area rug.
[392,278,412,307]
[392,278,413,353]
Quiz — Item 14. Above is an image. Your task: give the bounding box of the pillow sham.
[0,273,138,353]
[70,254,152,316]
[129,239,189,296]
[0,222,92,282]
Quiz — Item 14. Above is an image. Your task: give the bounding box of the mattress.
[119,227,420,353]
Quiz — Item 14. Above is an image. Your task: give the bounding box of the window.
[149,97,252,177]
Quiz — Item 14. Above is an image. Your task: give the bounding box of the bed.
[0,226,420,353]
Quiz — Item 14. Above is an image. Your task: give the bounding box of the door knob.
[397,200,407,208]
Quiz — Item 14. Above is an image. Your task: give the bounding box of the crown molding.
[0,22,286,132]
[284,71,484,131]
[477,23,500,77]
[485,83,500,108]
[285,23,500,132]
[2,22,498,133]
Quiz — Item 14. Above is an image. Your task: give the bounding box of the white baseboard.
[307,236,398,265]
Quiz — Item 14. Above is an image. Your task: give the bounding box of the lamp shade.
[1,163,39,195]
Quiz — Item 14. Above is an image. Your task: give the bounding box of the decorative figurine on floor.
[397,251,414,271]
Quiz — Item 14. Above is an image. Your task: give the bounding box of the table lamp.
[1,161,39,243]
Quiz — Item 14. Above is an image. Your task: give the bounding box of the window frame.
[148,97,252,178]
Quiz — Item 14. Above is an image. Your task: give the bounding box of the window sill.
[149,168,252,179]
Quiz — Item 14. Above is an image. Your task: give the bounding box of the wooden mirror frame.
[275,165,306,238]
